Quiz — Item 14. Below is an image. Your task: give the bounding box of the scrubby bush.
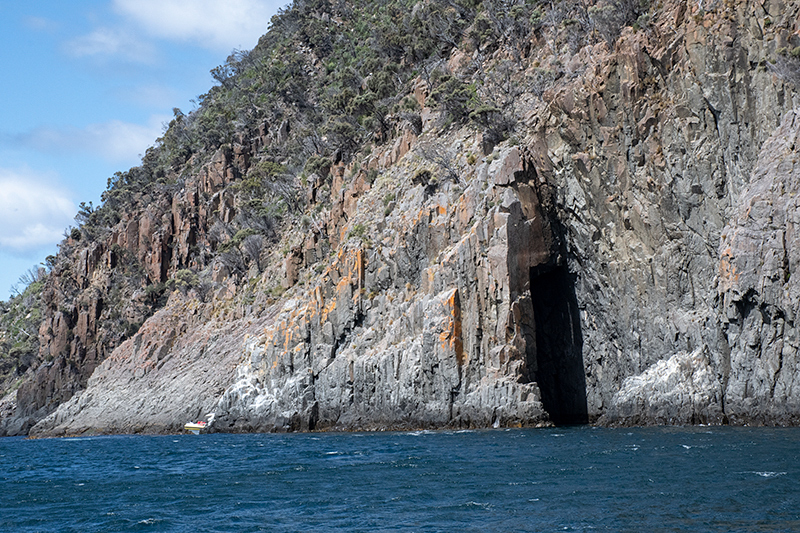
[166,269,200,294]
[429,74,479,126]
[304,155,331,178]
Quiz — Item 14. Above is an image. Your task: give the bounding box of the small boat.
[184,421,207,434]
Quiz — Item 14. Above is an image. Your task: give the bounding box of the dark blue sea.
[1,427,798,532]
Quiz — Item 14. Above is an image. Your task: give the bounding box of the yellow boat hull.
[184,422,207,434]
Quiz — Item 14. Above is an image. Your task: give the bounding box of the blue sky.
[0,0,286,298]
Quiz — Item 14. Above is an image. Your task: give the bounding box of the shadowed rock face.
[6,0,800,436]
[530,265,587,425]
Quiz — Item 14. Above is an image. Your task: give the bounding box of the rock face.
[716,110,800,424]
[2,132,269,436]
[602,110,800,425]
[30,294,268,436]
[533,0,800,425]
[213,146,561,431]
[5,0,800,436]
[603,348,725,425]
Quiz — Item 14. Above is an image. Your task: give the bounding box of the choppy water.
[1,426,798,532]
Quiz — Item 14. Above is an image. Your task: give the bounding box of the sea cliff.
[2,0,800,436]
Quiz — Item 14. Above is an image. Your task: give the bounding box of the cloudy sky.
[0,1,286,298]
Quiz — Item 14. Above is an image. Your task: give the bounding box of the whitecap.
[681,445,692,449]
[738,470,787,478]
[465,501,492,509]
[755,471,787,478]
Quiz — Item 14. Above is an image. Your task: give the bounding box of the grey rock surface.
[535,0,800,424]
[717,110,800,425]
[212,145,555,431]
[29,294,266,436]
[13,0,800,435]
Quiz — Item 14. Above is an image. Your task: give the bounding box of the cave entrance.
[529,265,588,425]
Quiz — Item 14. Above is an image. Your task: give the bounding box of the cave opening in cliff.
[529,265,588,425]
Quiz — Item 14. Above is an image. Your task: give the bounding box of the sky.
[0,0,286,299]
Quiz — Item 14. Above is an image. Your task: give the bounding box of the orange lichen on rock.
[718,246,738,290]
[439,288,465,366]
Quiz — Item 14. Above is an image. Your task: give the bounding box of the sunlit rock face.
[7,0,800,436]
[212,146,558,432]
[715,110,800,425]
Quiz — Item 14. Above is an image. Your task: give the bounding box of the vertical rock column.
[489,146,588,424]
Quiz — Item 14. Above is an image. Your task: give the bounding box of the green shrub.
[304,155,331,177]
[429,75,479,125]
[144,282,167,303]
[348,223,367,240]
[219,228,259,253]
[166,269,200,293]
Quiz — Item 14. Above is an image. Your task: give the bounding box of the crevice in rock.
[733,288,757,324]
[704,97,721,135]
[529,264,588,425]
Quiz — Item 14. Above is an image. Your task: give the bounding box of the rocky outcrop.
[602,348,725,425]
[6,0,800,436]
[29,293,268,436]
[535,0,799,424]
[600,109,800,425]
[3,131,266,435]
[716,109,800,425]
[213,145,561,431]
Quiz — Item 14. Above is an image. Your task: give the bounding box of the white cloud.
[14,114,170,163]
[113,0,284,52]
[25,16,60,32]
[0,170,75,253]
[64,27,156,63]
[114,84,180,109]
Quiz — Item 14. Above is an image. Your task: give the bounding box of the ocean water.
[1,427,798,532]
